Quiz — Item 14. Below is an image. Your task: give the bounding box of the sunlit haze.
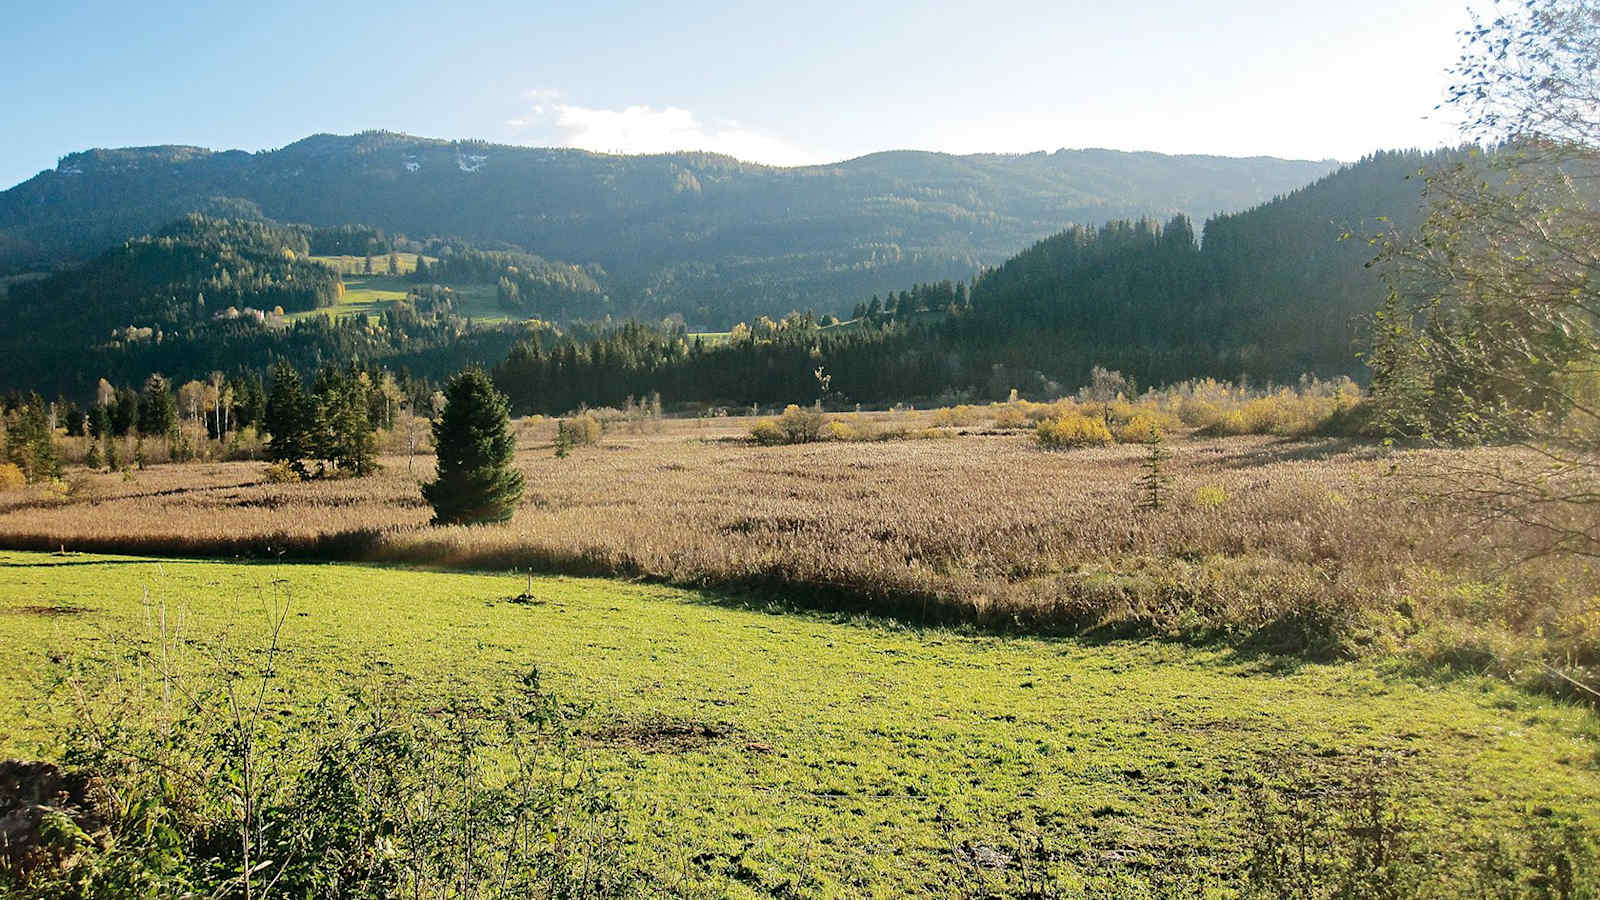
[4,0,1474,186]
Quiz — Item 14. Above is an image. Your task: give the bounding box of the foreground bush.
[1036,413,1114,449]
[1,625,631,899]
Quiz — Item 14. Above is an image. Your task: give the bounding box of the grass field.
[9,414,1595,685]
[308,253,428,277]
[3,551,1596,895]
[285,274,513,324]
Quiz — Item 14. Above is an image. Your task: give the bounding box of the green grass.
[285,275,515,325]
[3,551,1597,895]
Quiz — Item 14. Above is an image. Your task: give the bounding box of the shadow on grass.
[1206,437,1387,470]
[0,529,1350,677]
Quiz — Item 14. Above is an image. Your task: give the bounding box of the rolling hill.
[0,131,1338,326]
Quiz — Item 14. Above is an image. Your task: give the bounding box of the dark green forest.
[0,131,1335,326]
[1,148,1444,415]
[491,150,1445,412]
[0,215,539,398]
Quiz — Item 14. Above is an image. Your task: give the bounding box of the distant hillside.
[0,131,1337,326]
[492,150,1449,412]
[0,216,534,394]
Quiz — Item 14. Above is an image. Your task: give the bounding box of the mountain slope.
[0,131,1337,325]
[491,150,1448,412]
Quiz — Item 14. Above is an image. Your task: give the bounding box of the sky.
[1,0,1477,190]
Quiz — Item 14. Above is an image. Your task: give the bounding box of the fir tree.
[88,404,110,440]
[265,361,312,477]
[5,400,59,482]
[311,367,378,476]
[423,367,524,525]
[136,374,177,439]
[1137,426,1172,514]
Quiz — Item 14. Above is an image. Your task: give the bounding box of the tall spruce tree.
[136,374,177,439]
[311,366,378,477]
[423,367,523,525]
[5,399,59,483]
[265,361,312,476]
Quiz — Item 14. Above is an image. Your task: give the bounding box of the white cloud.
[507,92,818,166]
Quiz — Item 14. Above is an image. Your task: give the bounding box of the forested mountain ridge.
[492,149,1450,412]
[0,131,1338,325]
[0,215,537,395]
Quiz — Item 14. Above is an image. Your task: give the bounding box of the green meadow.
[4,551,1596,896]
[286,274,513,324]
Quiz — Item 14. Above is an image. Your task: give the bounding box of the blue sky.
[2,0,1474,189]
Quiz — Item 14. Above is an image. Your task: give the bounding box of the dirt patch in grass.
[5,605,85,617]
[588,716,735,753]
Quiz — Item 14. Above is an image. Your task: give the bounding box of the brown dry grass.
[4,413,1596,686]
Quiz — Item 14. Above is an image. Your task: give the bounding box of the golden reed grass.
[2,412,1595,684]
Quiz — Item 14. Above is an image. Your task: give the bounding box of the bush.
[1113,411,1174,443]
[1177,397,1223,428]
[261,460,302,483]
[556,413,602,449]
[749,419,787,445]
[9,641,635,900]
[750,405,827,445]
[1036,414,1113,449]
[992,404,1030,429]
[776,405,825,443]
[820,420,856,441]
[0,463,23,492]
[929,405,983,427]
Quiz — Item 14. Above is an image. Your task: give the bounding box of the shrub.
[749,419,787,445]
[1036,413,1113,449]
[556,413,602,450]
[1113,411,1174,444]
[1193,485,1228,508]
[750,405,828,445]
[776,405,825,443]
[261,460,302,483]
[820,420,856,441]
[1177,397,1223,428]
[930,405,983,427]
[991,404,1030,429]
[0,463,23,492]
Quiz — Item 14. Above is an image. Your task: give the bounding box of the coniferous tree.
[88,404,110,440]
[5,399,59,482]
[310,367,378,476]
[265,361,312,476]
[111,388,138,437]
[136,375,177,439]
[423,367,523,525]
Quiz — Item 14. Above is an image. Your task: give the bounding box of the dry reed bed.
[2,417,1592,675]
[0,419,1459,605]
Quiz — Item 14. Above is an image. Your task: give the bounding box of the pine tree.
[84,440,102,471]
[5,400,59,482]
[423,367,524,525]
[136,374,177,439]
[311,367,378,476]
[1136,426,1172,514]
[265,361,311,477]
[89,404,110,440]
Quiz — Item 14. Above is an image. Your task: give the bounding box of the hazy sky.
[2,0,1475,189]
